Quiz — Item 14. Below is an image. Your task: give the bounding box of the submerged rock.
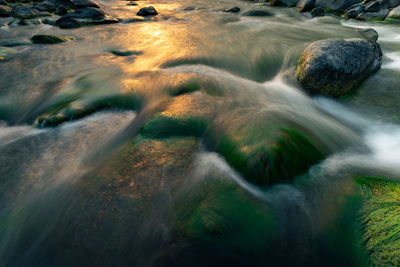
[224,6,240,13]
[241,9,272,16]
[296,38,382,97]
[137,6,157,16]
[0,5,11,17]
[110,50,143,56]
[31,34,72,44]
[357,28,379,42]
[0,47,17,61]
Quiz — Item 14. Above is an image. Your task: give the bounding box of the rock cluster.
[246,0,400,21]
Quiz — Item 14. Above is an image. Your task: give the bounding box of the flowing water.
[1,0,400,266]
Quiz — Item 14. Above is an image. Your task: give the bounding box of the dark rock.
[55,6,67,15]
[224,7,240,13]
[137,6,157,16]
[55,16,80,28]
[48,0,74,9]
[31,34,72,44]
[311,6,324,16]
[34,2,56,12]
[0,5,11,16]
[71,0,99,8]
[296,38,382,97]
[386,5,400,20]
[126,2,137,5]
[241,9,272,16]
[110,50,143,56]
[357,9,388,20]
[315,0,362,11]
[18,18,42,25]
[343,3,364,18]
[297,0,315,12]
[269,0,299,7]
[11,6,38,19]
[60,7,106,20]
[357,28,378,42]
[364,0,388,12]
[0,0,8,5]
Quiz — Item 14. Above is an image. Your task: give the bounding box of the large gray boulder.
[296,38,382,97]
[357,9,388,20]
[315,0,362,11]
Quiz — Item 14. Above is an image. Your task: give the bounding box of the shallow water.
[1,0,400,266]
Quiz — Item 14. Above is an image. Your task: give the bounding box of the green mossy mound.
[357,177,400,266]
[212,127,324,185]
[140,114,208,138]
[174,177,276,263]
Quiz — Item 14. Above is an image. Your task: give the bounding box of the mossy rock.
[31,35,72,44]
[357,177,400,266]
[174,177,276,263]
[140,113,208,138]
[211,126,324,185]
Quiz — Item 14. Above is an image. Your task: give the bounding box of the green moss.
[140,113,208,138]
[356,177,400,266]
[214,128,324,185]
[174,177,276,260]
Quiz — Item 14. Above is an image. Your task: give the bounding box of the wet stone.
[34,2,56,12]
[137,6,158,16]
[31,34,72,44]
[241,9,272,16]
[55,6,67,15]
[224,7,240,13]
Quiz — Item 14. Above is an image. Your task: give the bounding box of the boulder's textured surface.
[296,38,382,97]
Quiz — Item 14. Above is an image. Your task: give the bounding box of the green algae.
[140,113,208,138]
[174,177,276,261]
[356,177,400,266]
[213,128,324,185]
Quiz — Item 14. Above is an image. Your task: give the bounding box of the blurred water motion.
[0,0,400,266]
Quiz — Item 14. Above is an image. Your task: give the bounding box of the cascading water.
[1,0,400,265]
